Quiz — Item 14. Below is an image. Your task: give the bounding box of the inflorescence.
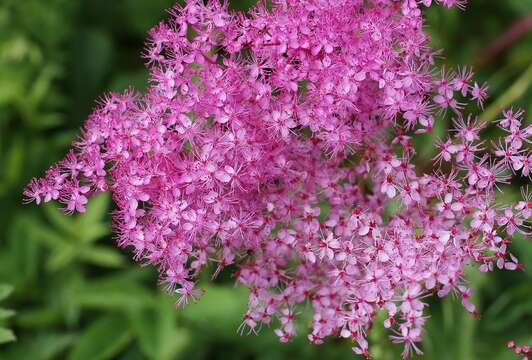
[25,0,530,357]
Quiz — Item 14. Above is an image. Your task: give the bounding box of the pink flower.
[508,340,531,360]
[471,82,489,108]
[63,183,90,213]
[433,138,454,164]
[452,66,473,96]
[316,232,340,261]
[24,0,530,358]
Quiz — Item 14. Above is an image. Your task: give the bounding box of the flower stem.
[480,62,532,122]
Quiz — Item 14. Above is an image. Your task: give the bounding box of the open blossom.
[24,0,531,358]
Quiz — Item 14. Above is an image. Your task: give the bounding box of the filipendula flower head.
[24,0,531,357]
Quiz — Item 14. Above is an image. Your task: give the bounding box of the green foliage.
[0,284,16,344]
[69,314,132,360]
[0,0,530,359]
[129,294,190,360]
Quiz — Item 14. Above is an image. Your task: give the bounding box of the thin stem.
[480,62,532,123]
[477,16,532,68]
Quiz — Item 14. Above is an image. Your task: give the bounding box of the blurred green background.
[0,0,531,359]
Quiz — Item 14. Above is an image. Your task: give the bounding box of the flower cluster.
[509,341,531,360]
[24,0,530,357]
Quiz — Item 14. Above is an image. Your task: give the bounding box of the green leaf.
[4,217,40,285]
[77,223,109,244]
[68,314,131,360]
[78,192,109,227]
[130,294,190,360]
[16,307,61,328]
[31,112,63,130]
[27,64,61,110]
[70,276,154,310]
[28,219,67,249]
[182,284,248,336]
[44,203,75,234]
[0,327,16,344]
[0,62,27,106]
[0,308,15,320]
[0,333,74,360]
[484,284,532,331]
[77,246,125,268]
[46,245,77,272]
[512,233,532,276]
[4,136,24,185]
[0,284,14,301]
